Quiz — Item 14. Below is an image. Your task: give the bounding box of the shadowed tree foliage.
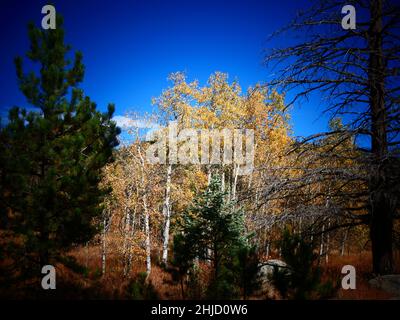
[270,228,336,300]
[0,16,120,284]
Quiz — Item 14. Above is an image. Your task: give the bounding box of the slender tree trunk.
[144,197,151,275]
[319,224,325,264]
[102,211,107,276]
[232,164,239,200]
[368,0,393,274]
[38,162,49,270]
[298,217,302,234]
[137,140,152,276]
[221,168,225,192]
[162,164,172,266]
[126,205,137,278]
[123,205,132,277]
[310,217,314,242]
[341,228,348,256]
[206,163,213,266]
[325,221,330,264]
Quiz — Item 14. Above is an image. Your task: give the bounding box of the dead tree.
[264,0,400,274]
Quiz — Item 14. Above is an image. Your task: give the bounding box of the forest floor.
[52,246,400,300]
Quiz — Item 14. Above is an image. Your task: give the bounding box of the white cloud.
[112,115,159,130]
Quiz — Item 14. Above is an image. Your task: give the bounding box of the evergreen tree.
[270,229,335,300]
[234,244,260,300]
[173,176,259,299]
[0,16,120,280]
[169,233,197,299]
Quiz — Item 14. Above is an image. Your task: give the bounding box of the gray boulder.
[258,259,289,278]
[369,275,400,297]
[256,259,289,298]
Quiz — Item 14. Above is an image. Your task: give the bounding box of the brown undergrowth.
[1,245,399,299]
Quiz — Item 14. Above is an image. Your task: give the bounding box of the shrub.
[126,272,159,300]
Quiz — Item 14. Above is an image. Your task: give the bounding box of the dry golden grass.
[67,244,399,299]
[322,250,400,300]
[1,242,399,299]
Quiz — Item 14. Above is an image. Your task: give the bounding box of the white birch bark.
[101,210,107,276]
[162,164,172,265]
[143,196,151,275]
[325,220,331,264]
[137,140,151,276]
[319,223,325,264]
[232,164,239,200]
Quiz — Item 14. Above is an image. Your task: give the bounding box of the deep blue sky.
[0,0,332,138]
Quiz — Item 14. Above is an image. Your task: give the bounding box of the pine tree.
[173,176,259,299]
[0,16,120,280]
[270,229,335,300]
